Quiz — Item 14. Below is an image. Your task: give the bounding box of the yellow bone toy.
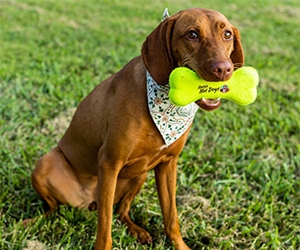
[169,66,259,107]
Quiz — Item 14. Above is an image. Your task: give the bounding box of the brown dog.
[29,8,244,250]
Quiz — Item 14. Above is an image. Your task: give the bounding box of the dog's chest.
[146,71,199,146]
[118,146,176,178]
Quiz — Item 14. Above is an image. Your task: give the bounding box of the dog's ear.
[141,17,177,85]
[231,27,244,69]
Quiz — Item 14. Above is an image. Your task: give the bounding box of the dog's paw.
[128,225,153,244]
[137,231,153,245]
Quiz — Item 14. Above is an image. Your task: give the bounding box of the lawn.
[0,0,299,249]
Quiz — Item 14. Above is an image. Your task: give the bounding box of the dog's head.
[142,8,244,108]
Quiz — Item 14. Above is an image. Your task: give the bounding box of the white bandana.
[146,71,199,146]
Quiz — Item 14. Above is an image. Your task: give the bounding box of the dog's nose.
[211,61,233,81]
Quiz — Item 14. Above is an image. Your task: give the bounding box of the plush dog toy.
[169,66,259,107]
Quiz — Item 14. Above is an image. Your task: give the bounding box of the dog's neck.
[146,71,199,146]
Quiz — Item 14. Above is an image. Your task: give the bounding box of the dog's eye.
[187,31,198,40]
[224,30,233,40]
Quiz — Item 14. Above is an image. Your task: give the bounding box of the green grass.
[1,0,299,249]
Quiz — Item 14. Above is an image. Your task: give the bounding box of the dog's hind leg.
[29,147,96,218]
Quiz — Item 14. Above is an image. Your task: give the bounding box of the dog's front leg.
[154,159,191,250]
[94,162,120,250]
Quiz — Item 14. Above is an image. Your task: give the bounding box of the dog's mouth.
[195,98,221,111]
[189,68,221,111]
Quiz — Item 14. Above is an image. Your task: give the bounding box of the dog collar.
[146,71,199,146]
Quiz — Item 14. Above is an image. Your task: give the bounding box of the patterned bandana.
[146,71,199,146]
